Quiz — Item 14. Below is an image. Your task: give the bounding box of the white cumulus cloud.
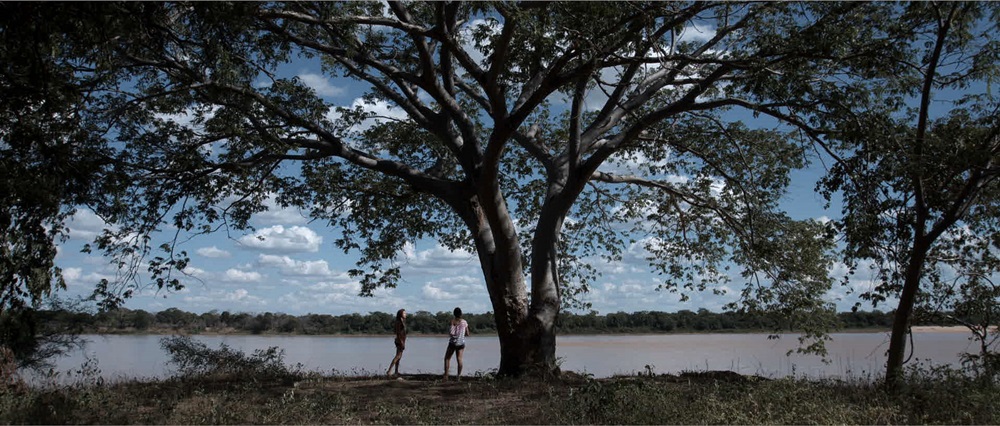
[420,276,481,301]
[196,246,231,258]
[400,242,477,270]
[678,23,717,44]
[182,288,268,310]
[298,72,346,97]
[257,254,336,277]
[60,267,114,289]
[328,97,412,133]
[253,196,310,226]
[238,225,323,253]
[220,268,264,283]
[66,209,111,240]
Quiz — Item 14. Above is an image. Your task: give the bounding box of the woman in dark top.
[386,308,407,377]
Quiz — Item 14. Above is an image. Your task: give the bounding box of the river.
[31,329,978,384]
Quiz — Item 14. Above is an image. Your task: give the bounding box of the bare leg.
[387,348,403,376]
[456,348,464,379]
[443,345,455,380]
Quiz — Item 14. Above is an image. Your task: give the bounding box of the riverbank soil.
[228,371,767,424]
[3,370,998,424]
[299,373,559,424]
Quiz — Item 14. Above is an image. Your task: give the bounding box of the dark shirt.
[394,318,407,339]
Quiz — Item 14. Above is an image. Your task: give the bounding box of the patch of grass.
[2,347,998,425]
[547,368,1000,424]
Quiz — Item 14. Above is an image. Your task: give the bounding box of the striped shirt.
[449,319,468,346]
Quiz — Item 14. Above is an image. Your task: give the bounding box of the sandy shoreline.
[910,325,977,333]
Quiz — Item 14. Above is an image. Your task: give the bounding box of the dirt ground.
[290,373,560,424]
[280,370,764,424]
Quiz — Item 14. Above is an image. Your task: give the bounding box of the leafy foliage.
[0,305,83,371]
[160,335,296,379]
[10,2,995,375]
[812,2,1000,383]
[0,3,115,313]
[73,2,861,324]
[0,3,136,369]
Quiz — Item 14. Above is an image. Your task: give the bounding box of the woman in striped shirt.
[443,307,470,381]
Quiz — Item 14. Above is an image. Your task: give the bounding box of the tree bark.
[457,186,564,377]
[884,239,930,389]
[516,192,572,377]
[457,193,548,377]
[496,306,559,376]
[483,225,561,377]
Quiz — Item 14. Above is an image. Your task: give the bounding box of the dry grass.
[2,368,998,424]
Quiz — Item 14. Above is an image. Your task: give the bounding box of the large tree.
[45,1,888,375]
[0,2,121,368]
[816,2,1000,387]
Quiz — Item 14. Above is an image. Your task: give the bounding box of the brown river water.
[33,328,979,383]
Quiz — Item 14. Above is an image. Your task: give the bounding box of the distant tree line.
[31,307,956,336]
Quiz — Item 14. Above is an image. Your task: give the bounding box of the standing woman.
[443,307,470,381]
[386,309,407,377]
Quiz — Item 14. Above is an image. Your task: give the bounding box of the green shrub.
[159,335,298,380]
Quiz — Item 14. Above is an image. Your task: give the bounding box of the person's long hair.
[396,309,405,321]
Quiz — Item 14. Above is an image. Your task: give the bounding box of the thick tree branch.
[258,20,436,126]
[590,171,753,246]
[257,9,430,37]
[386,1,437,87]
[568,69,589,171]
[911,2,960,236]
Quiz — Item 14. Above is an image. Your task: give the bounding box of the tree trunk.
[496,306,559,376]
[477,264,558,377]
[460,194,563,377]
[485,240,560,376]
[451,133,576,376]
[884,239,930,389]
[458,194,546,377]
[514,201,567,377]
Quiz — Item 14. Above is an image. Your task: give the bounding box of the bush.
[1,304,83,371]
[0,346,23,391]
[160,335,297,380]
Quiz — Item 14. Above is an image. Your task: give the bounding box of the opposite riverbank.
[34,307,914,337]
[69,324,976,338]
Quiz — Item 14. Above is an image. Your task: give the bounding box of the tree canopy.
[82,1,870,374]
[813,1,1000,386]
[3,1,997,379]
[0,2,123,367]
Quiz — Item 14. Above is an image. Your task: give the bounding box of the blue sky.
[57,193,862,317]
[51,18,882,317]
